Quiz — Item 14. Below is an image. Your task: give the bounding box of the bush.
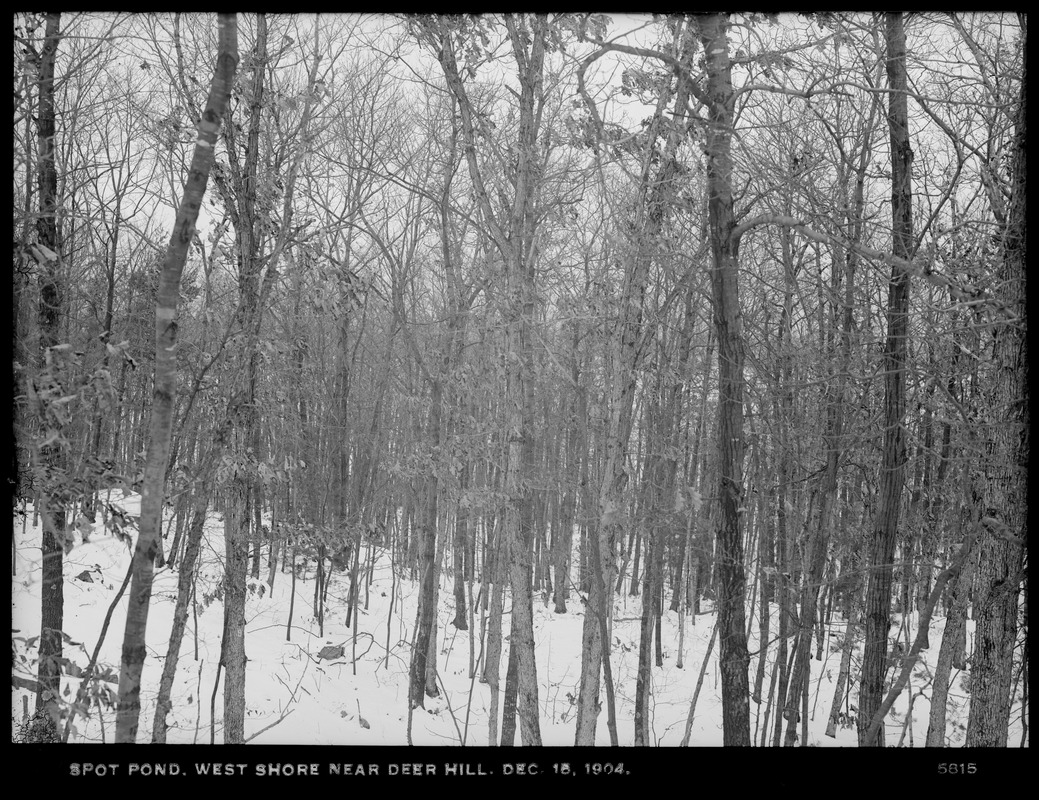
[13,710,60,743]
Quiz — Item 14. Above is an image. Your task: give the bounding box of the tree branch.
[731,213,1012,318]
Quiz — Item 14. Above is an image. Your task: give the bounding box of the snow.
[11,498,1027,751]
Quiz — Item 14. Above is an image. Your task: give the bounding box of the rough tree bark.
[409,384,442,707]
[965,32,1026,747]
[696,12,752,747]
[31,11,65,729]
[220,13,267,744]
[858,12,912,748]
[500,13,546,746]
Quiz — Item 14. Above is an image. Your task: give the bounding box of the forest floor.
[10,493,1027,747]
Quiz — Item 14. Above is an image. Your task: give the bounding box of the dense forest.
[11,12,1027,750]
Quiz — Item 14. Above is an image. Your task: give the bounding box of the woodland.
[11,12,1027,750]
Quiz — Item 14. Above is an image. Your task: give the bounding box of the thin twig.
[244,708,295,743]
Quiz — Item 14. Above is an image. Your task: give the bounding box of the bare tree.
[114,12,237,744]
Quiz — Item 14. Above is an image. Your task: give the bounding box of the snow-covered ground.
[10,496,1027,749]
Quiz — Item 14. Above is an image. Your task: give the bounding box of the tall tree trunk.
[636,304,688,742]
[83,213,121,524]
[858,12,912,747]
[501,14,546,746]
[965,35,1027,747]
[221,12,267,745]
[436,111,472,633]
[452,464,470,630]
[423,13,551,744]
[114,14,237,743]
[634,402,662,746]
[696,12,751,746]
[553,341,580,614]
[31,11,65,730]
[781,156,863,747]
[500,631,520,746]
[484,524,506,745]
[409,388,441,707]
[634,521,661,746]
[576,18,696,745]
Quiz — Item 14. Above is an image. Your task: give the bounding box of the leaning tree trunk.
[825,596,859,739]
[925,518,977,746]
[858,12,912,748]
[151,493,209,742]
[150,413,233,742]
[865,533,978,743]
[114,14,237,743]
